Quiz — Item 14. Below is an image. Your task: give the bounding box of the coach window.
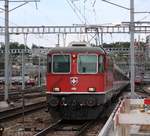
[78,55,97,74]
[109,57,113,71]
[52,55,70,73]
[98,56,104,72]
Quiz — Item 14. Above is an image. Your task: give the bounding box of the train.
[46,42,129,120]
[0,76,36,90]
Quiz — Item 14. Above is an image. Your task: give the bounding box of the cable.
[66,0,85,24]
[137,13,150,22]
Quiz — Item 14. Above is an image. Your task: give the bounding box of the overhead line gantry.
[0,24,150,34]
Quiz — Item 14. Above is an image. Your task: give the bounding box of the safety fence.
[98,98,150,136]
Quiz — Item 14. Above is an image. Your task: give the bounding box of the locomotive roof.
[48,46,106,54]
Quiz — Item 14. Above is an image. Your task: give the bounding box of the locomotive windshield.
[78,54,98,74]
[52,54,70,73]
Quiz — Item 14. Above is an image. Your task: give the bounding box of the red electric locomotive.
[46,42,128,120]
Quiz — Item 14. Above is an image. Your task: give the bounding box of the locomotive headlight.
[88,88,96,92]
[72,54,76,58]
[53,87,60,92]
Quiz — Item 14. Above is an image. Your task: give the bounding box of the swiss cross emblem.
[70,77,79,86]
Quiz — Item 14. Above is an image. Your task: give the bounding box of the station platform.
[98,98,150,136]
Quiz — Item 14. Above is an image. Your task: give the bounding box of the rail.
[33,119,63,136]
[34,120,93,136]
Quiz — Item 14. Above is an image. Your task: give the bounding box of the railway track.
[0,100,46,121]
[1,89,130,136]
[34,119,93,136]
[33,88,126,136]
[33,98,120,136]
[33,108,110,136]
[0,97,119,136]
[0,86,46,100]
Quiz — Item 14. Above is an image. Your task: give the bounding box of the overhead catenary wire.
[92,0,96,7]
[0,1,40,12]
[101,0,130,10]
[66,0,103,45]
[9,2,29,12]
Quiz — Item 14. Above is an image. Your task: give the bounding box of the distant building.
[31,46,52,57]
[103,41,145,76]
[144,35,150,72]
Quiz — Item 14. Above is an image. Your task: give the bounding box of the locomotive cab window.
[78,54,97,74]
[47,55,51,73]
[52,54,70,73]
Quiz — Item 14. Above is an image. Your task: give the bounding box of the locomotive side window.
[78,54,97,74]
[47,55,51,73]
[52,55,70,73]
[98,56,104,72]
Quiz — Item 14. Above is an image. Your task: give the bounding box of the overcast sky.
[0,0,150,47]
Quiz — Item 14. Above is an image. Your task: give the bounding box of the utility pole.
[130,0,135,97]
[4,0,9,101]
[56,34,60,47]
[2,0,40,101]
[22,48,25,90]
[101,28,103,47]
[102,0,136,97]
[22,34,27,90]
